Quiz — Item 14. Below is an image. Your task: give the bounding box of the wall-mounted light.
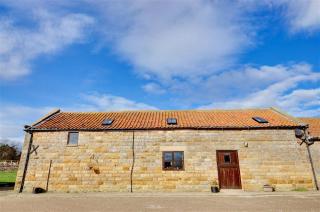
[244,142,248,147]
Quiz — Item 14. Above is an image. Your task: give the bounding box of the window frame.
[162,151,184,171]
[67,131,79,146]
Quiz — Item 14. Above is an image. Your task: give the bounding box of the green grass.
[0,170,17,183]
[292,187,308,192]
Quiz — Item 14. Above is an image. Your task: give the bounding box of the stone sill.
[66,145,78,147]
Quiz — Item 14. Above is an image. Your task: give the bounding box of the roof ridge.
[270,107,307,127]
[60,108,271,114]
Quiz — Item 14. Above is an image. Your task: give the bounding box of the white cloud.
[256,0,320,33]
[95,0,253,80]
[0,104,54,146]
[279,0,320,33]
[0,10,94,80]
[79,93,158,111]
[142,83,166,95]
[1,0,319,82]
[0,93,157,147]
[94,0,320,83]
[199,64,320,117]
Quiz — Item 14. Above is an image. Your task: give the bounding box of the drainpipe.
[304,129,319,191]
[19,127,34,193]
[130,131,135,193]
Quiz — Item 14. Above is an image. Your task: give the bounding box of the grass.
[292,187,308,192]
[0,170,17,183]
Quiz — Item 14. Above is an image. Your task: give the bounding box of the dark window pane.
[174,152,183,160]
[163,151,184,170]
[167,118,177,125]
[252,117,268,123]
[174,160,183,169]
[164,161,172,169]
[68,132,79,145]
[164,152,173,161]
[224,154,231,163]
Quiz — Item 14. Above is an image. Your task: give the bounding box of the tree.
[0,144,21,160]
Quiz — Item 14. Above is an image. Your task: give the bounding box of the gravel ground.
[0,191,319,212]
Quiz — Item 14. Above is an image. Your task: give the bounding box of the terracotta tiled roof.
[299,118,320,137]
[32,108,302,131]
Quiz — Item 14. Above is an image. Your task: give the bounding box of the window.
[252,117,268,123]
[167,118,177,125]
[67,132,79,145]
[102,118,113,125]
[224,154,231,164]
[163,151,184,170]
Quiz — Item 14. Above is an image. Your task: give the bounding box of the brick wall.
[15,129,318,192]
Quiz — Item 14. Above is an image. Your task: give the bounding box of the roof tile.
[299,118,320,137]
[33,108,301,131]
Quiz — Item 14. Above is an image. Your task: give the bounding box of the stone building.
[15,108,319,192]
[298,118,320,189]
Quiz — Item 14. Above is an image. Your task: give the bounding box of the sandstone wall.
[309,142,320,188]
[15,129,317,192]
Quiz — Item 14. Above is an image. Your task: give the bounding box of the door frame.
[216,150,242,189]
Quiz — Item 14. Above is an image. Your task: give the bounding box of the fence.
[0,160,19,171]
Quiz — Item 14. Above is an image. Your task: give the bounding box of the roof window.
[252,117,268,124]
[167,118,177,125]
[102,118,113,125]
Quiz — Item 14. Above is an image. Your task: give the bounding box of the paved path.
[0,191,319,212]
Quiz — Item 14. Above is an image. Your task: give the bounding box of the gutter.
[28,125,303,133]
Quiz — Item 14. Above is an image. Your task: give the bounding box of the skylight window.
[252,117,268,124]
[167,118,177,125]
[102,118,113,125]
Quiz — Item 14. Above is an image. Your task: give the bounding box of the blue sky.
[0,0,319,146]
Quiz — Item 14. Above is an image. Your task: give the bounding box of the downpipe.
[130,131,135,193]
[19,127,34,193]
[303,129,319,191]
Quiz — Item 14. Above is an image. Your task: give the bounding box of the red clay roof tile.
[33,108,301,131]
[299,118,320,137]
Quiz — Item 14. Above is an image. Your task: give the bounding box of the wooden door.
[216,150,242,189]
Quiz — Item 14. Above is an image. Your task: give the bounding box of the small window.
[167,118,177,125]
[252,117,268,123]
[163,151,184,170]
[68,132,79,145]
[102,118,113,125]
[224,154,231,164]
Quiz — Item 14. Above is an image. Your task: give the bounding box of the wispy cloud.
[97,0,253,81]
[0,104,54,146]
[275,0,320,33]
[0,10,94,80]
[142,83,166,95]
[1,0,319,81]
[199,63,320,117]
[0,93,157,146]
[79,93,158,111]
